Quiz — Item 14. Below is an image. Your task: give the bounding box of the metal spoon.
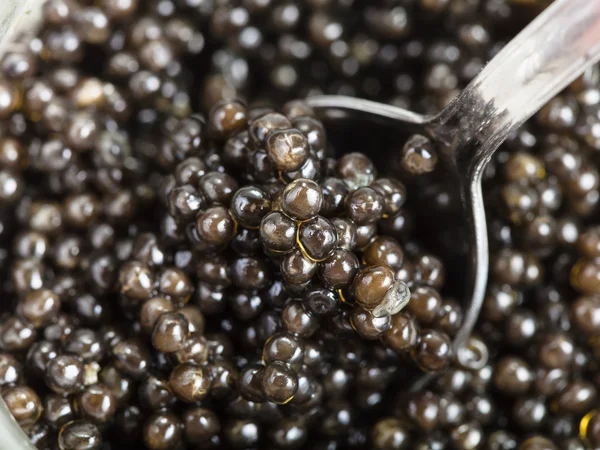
[305,0,600,387]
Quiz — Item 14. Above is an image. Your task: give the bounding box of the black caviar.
[0,0,596,449]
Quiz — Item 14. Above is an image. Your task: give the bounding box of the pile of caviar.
[1,0,599,450]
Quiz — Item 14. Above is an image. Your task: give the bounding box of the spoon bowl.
[304,0,600,388]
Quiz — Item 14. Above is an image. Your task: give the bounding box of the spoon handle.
[432,0,600,374]
[440,0,600,166]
